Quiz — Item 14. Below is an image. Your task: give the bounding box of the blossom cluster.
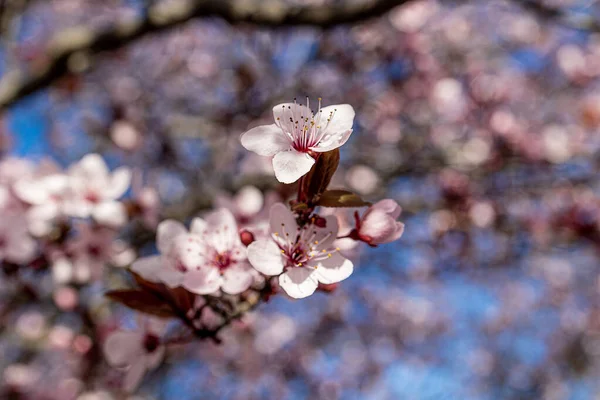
[0,99,407,393]
[0,154,158,284]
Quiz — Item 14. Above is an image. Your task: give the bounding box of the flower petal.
[124,359,147,393]
[372,199,402,219]
[319,104,355,134]
[105,167,132,199]
[103,331,143,367]
[279,268,318,299]
[240,124,291,157]
[312,129,353,153]
[272,150,315,184]
[130,255,163,283]
[73,153,109,181]
[221,263,254,294]
[190,217,207,235]
[247,239,284,276]
[156,220,186,253]
[158,268,185,288]
[182,268,221,295]
[314,253,353,284]
[92,201,127,227]
[269,203,298,238]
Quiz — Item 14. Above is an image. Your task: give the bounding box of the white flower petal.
[145,346,165,370]
[204,208,240,251]
[240,124,291,156]
[103,331,143,367]
[158,268,185,288]
[279,268,318,299]
[105,167,132,199]
[190,217,207,235]
[124,359,147,393]
[269,203,298,238]
[221,263,254,295]
[247,239,284,276]
[92,202,127,227]
[372,199,402,219]
[130,255,163,282]
[182,268,221,295]
[156,220,186,253]
[319,104,355,134]
[14,180,50,205]
[312,129,353,152]
[272,150,315,184]
[75,154,109,180]
[314,253,353,284]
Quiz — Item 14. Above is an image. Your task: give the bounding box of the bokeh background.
[2,0,600,399]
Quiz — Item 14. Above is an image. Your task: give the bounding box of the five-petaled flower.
[353,199,405,246]
[247,203,353,299]
[131,209,254,295]
[240,99,355,184]
[103,318,166,392]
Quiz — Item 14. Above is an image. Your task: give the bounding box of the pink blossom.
[247,203,353,299]
[241,99,355,183]
[64,154,131,226]
[103,319,166,392]
[131,209,254,295]
[355,199,405,245]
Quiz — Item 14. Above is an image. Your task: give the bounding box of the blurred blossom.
[110,120,142,151]
[346,165,380,195]
[103,319,166,392]
[254,314,296,355]
[353,199,405,246]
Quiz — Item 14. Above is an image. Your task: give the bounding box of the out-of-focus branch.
[517,0,600,32]
[0,0,406,111]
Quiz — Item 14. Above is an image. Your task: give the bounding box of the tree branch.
[0,0,407,111]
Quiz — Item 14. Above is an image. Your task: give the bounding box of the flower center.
[213,252,233,271]
[84,191,101,204]
[143,333,160,353]
[275,98,337,153]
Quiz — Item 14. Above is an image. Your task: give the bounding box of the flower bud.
[240,230,255,247]
[356,199,405,246]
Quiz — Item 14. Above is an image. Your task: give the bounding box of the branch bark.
[0,0,407,111]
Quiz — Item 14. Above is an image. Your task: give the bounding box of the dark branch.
[0,0,407,111]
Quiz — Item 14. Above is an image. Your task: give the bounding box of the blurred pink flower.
[103,319,166,392]
[131,209,254,295]
[64,154,131,226]
[241,99,354,183]
[355,199,405,246]
[247,203,353,299]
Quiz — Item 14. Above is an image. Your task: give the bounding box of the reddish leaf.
[105,289,176,318]
[317,189,371,208]
[304,149,340,204]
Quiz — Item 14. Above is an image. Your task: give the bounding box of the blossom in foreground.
[247,203,353,299]
[103,319,166,392]
[240,99,355,183]
[64,154,131,226]
[131,209,254,295]
[354,199,405,246]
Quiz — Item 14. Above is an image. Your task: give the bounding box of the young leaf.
[317,189,371,208]
[105,289,176,318]
[304,149,340,204]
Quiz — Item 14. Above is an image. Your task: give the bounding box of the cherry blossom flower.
[247,203,353,299]
[14,170,70,236]
[0,213,37,264]
[131,209,254,295]
[64,154,131,226]
[51,223,134,284]
[353,199,405,246]
[103,319,166,392]
[240,99,355,183]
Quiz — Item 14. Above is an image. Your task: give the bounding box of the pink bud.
[240,230,255,246]
[356,199,405,245]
